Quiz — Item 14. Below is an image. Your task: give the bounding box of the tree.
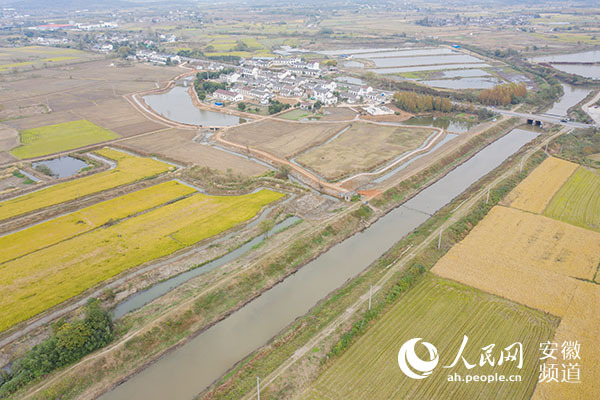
[276,165,291,180]
[117,46,133,59]
[260,219,275,239]
[237,102,246,111]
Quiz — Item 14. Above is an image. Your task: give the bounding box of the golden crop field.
[302,275,557,400]
[501,157,578,214]
[0,189,283,333]
[432,206,600,316]
[0,148,172,222]
[0,181,195,264]
[532,281,600,400]
[544,167,600,232]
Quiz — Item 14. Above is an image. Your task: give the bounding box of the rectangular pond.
[370,63,490,74]
[368,54,483,68]
[419,77,501,90]
[359,48,455,58]
[31,156,89,178]
[549,64,600,80]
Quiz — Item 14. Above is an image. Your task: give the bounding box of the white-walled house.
[213,89,243,102]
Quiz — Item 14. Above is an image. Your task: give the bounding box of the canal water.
[545,83,591,117]
[143,86,243,126]
[100,128,540,400]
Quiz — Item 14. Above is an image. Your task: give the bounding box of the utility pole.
[369,285,372,310]
[545,142,548,153]
[257,376,260,400]
[438,228,442,250]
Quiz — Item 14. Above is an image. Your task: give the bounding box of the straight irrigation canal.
[100,128,540,400]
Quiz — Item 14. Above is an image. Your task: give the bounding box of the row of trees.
[393,91,453,113]
[0,300,113,397]
[478,82,527,106]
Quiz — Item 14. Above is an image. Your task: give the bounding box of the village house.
[213,89,243,103]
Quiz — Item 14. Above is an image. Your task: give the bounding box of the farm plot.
[319,107,358,121]
[223,120,349,158]
[0,148,172,222]
[532,281,600,400]
[0,188,283,333]
[432,206,600,316]
[119,129,267,176]
[1,60,178,140]
[544,167,600,232]
[0,125,19,163]
[0,181,195,264]
[501,156,578,214]
[0,46,96,73]
[295,123,434,181]
[9,120,120,159]
[302,274,556,400]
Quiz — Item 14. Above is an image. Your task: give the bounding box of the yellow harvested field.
[533,281,600,400]
[501,157,578,214]
[0,189,283,333]
[0,181,195,264]
[0,148,172,222]
[432,206,600,316]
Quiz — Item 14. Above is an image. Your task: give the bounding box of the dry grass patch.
[501,156,578,214]
[119,129,267,176]
[295,123,437,181]
[224,120,349,158]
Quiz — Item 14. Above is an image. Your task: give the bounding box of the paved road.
[493,108,595,129]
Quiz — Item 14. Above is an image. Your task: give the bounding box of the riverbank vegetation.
[0,300,113,398]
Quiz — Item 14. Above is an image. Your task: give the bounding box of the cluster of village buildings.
[169,54,394,110]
